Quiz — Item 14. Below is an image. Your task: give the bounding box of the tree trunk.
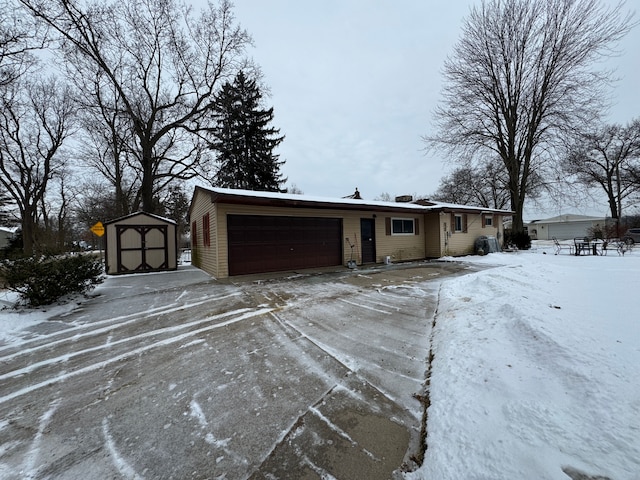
[21,206,35,256]
[140,144,156,213]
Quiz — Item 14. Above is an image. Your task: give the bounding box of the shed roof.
[191,186,513,216]
[104,211,177,225]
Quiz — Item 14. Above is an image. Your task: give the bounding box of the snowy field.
[410,241,640,480]
[1,241,639,479]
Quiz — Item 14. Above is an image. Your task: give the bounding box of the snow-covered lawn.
[410,242,640,480]
[1,242,639,479]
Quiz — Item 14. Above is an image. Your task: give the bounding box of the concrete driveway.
[0,261,476,479]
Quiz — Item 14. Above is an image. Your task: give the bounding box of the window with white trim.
[454,214,463,232]
[392,218,415,235]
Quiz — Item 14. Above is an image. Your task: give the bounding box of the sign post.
[90,221,105,262]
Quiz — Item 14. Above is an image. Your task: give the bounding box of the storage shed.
[104,212,178,275]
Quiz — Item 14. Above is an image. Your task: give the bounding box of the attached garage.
[227,215,342,275]
[104,212,178,275]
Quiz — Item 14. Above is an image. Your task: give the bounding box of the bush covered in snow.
[0,254,104,307]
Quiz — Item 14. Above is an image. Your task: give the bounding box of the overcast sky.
[208,1,640,215]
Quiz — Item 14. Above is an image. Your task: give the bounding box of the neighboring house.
[527,214,608,240]
[189,186,511,278]
[0,226,18,249]
[105,212,178,275]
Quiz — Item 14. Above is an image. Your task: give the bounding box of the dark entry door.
[360,218,376,264]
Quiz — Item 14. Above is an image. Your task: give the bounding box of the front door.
[360,218,376,264]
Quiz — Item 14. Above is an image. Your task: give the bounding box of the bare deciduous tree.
[425,0,635,233]
[79,78,140,217]
[0,0,46,87]
[565,119,640,222]
[0,76,76,254]
[432,158,544,210]
[432,160,510,209]
[20,0,252,213]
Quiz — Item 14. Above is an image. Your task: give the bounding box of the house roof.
[528,214,607,225]
[191,186,513,216]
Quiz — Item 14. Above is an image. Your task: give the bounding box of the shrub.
[0,253,104,307]
[504,229,531,250]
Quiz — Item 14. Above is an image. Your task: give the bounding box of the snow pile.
[410,246,640,480]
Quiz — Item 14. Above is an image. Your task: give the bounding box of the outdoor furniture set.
[552,237,633,256]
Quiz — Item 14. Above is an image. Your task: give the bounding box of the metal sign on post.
[90,221,105,263]
[90,221,105,237]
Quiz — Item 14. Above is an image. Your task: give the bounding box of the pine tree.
[209,71,285,191]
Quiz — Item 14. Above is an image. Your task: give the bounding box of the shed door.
[227,215,342,276]
[116,224,168,273]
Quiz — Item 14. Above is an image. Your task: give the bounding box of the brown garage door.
[227,215,343,276]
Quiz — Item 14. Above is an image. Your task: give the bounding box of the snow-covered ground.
[410,241,640,480]
[1,241,639,479]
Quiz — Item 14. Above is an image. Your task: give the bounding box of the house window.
[392,218,414,235]
[484,215,493,227]
[454,214,463,232]
[202,213,211,247]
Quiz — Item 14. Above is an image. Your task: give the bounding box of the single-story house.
[189,186,511,278]
[104,212,178,275]
[527,214,609,240]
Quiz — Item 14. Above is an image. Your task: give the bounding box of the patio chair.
[553,237,575,255]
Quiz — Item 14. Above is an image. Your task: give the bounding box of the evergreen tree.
[209,71,285,191]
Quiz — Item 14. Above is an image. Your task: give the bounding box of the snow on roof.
[104,211,177,225]
[199,186,512,214]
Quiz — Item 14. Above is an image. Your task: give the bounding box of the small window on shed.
[392,218,414,235]
[484,215,493,227]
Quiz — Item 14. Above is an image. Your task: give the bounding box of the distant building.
[527,214,608,240]
[0,226,18,249]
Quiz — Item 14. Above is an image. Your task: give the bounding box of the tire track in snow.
[102,417,145,480]
[0,307,272,405]
[0,292,242,362]
[0,307,253,381]
[22,398,60,479]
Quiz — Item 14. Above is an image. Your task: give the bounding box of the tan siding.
[445,212,503,256]
[376,216,425,262]
[189,189,215,275]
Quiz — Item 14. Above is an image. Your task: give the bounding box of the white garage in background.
[527,214,608,240]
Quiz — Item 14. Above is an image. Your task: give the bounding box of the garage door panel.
[227,215,342,276]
